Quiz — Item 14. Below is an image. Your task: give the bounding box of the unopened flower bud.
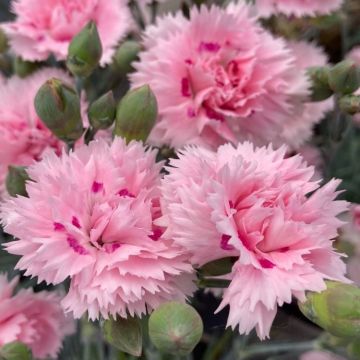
[6,166,30,197]
[114,85,158,142]
[88,91,116,130]
[329,60,360,95]
[14,57,40,78]
[34,78,83,142]
[299,281,360,339]
[149,302,203,356]
[339,95,360,115]
[66,21,102,77]
[0,28,8,54]
[0,341,32,360]
[113,40,141,74]
[307,66,333,101]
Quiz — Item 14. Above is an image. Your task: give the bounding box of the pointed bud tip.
[329,60,360,95]
[114,85,158,142]
[66,20,102,77]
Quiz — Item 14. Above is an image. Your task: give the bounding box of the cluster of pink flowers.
[255,0,344,17]
[131,4,331,150]
[0,274,73,358]
[1,138,195,320]
[158,142,348,338]
[0,0,351,347]
[2,0,131,65]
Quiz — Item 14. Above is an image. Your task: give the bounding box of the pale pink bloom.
[1,138,195,320]
[3,0,131,65]
[0,274,74,359]
[159,142,348,339]
[255,0,343,17]
[300,351,346,360]
[131,5,328,150]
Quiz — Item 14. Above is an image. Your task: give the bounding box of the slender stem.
[239,341,316,360]
[150,0,158,24]
[129,0,146,30]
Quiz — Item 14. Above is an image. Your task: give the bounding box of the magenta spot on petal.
[199,41,221,53]
[118,188,135,198]
[221,234,235,251]
[149,228,163,241]
[54,222,65,231]
[187,107,196,118]
[67,236,88,255]
[259,258,275,269]
[185,58,193,65]
[92,181,103,193]
[181,77,191,97]
[279,246,290,253]
[229,201,235,209]
[204,105,225,122]
[104,243,121,253]
[72,216,81,229]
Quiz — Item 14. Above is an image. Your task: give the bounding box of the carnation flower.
[131,4,329,149]
[0,274,74,359]
[255,0,344,17]
[3,0,131,64]
[159,142,348,339]
[1,138,195,320]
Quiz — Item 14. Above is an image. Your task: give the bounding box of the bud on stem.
[88,91,116,130]
[149,302,203,356]
[307,66,333,101]
[339,95,360,115]
[6,166,30,197]
[114,85,158,142]
[66,21,102,78]
[113,40,141,74]
[34,78,83,142]
[329,60,360,95]
[299,281,360,339]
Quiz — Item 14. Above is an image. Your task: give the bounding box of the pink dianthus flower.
[159,142,349,339]
[255,0,343,17]
[131,5,329,149]
[0,274,74,359]
[1,138,195,320]
[3,0,131,65]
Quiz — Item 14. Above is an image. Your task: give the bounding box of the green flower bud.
[34,78,83,142]
[113,40,141,74]
[14,57,40,78]
[307,66,333,101]
[149,302,203,356]
[0,341,32,360]
[0,29,8,54]
[6,166,30,197]
[339,94,360,115]
[114,85,158,142]
[88,91,116,130]
[299,281,360,339]
[66,21,102,78]
[329,60,360,95]
[103,317,142,357]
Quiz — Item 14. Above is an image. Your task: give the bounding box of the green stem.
[84,127,98,145]
[239,341,316,360]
